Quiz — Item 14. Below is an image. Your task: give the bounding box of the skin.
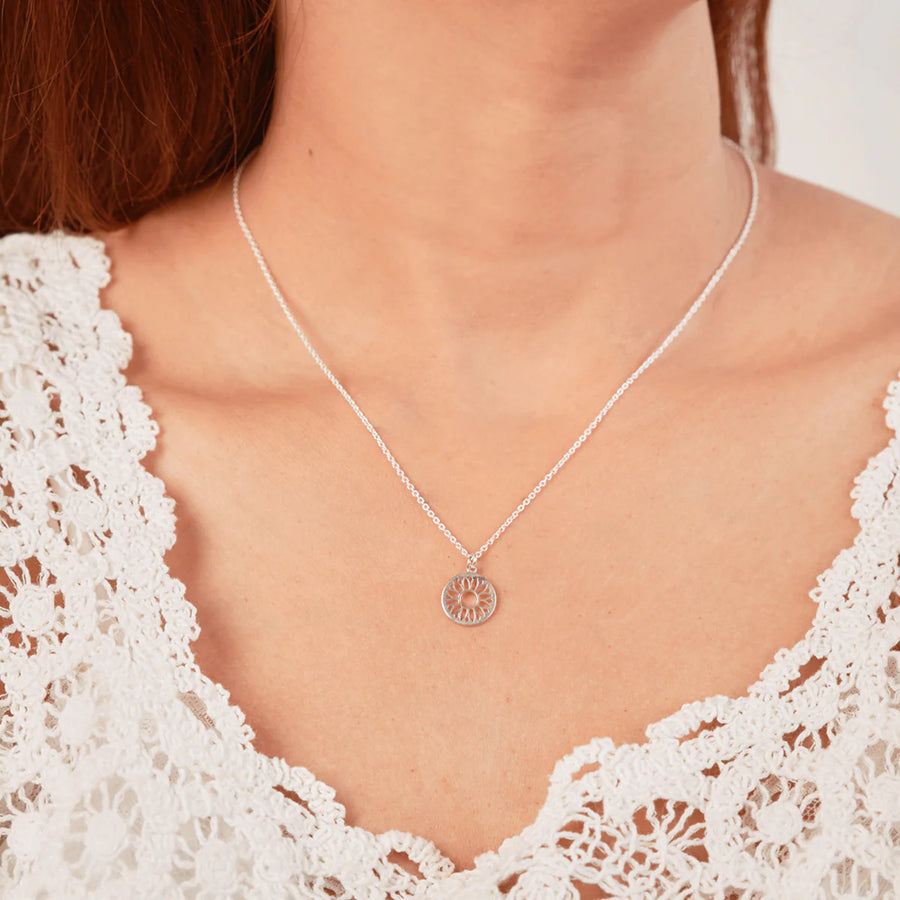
[97,0,900,871]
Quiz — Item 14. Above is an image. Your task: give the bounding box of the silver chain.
[233,137,758,574]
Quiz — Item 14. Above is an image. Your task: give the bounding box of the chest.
[141,363,888,870]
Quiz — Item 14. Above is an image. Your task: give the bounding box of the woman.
[1,0,899,896]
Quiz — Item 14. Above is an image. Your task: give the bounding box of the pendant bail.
[465,556,478,573]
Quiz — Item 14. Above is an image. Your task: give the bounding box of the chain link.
[233,138,759,572]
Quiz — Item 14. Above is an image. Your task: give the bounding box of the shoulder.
[0,230,131,372]
[0,230,111,297]
[709,165,900,380]
[762,167,900,329]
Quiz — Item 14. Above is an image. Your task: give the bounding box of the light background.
[767,1,900,216]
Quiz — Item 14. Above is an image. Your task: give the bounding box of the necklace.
[232,137,759,626]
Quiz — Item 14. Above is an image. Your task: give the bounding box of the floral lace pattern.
[1,230,899,899]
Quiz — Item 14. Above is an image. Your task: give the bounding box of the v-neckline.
[75,231,900,887]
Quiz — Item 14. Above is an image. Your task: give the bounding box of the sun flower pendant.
[441,573,497,626]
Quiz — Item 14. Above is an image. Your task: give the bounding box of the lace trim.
[1,229,899,898]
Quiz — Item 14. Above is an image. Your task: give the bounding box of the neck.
[236,0,756,401]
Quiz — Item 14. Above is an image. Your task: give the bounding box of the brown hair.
[0,0,773,237]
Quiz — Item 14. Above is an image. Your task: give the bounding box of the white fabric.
[1,229,899,899]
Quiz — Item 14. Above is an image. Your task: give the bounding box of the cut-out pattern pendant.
[441,573,497,626]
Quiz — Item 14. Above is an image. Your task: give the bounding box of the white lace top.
[0,230,899,900]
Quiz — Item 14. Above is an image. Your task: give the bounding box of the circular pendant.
[441,573,497,626]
